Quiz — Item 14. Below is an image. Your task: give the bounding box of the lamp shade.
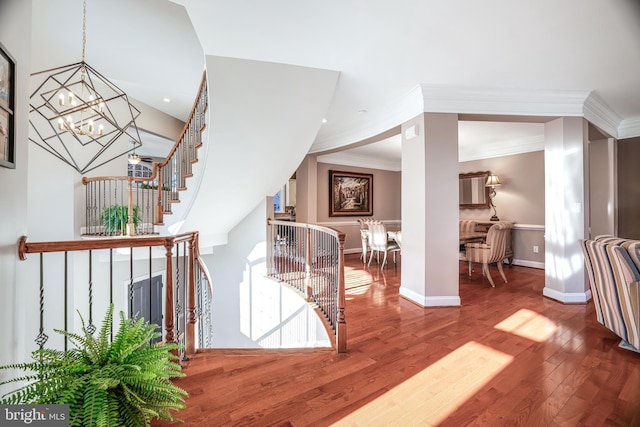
[486,174,502,187]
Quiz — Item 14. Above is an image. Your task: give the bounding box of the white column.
[400,113,460,306]
[543,117,591,303]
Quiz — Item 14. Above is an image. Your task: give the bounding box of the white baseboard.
[399,287,461,307]
[543,287,592,303]
[511,259,545,269]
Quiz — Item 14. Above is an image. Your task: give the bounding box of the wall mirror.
[459,171,490,209]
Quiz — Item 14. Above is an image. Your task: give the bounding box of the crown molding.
[312,84,639,154]
[420,84,591,117]
[459,134,545,162]
[317,152,401,171]
[582,91,621,138]
[618,117,640,139]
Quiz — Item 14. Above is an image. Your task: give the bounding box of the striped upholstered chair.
[459,219,478,234]
[464,222,512,287]
[580,236,640,353]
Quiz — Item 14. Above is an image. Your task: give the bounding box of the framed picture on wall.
[0,42,15,169]
[329,170,373,217]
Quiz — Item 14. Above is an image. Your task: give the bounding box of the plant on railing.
[0,304,188,426]
[140,183,171,191]
[100,204,141,234]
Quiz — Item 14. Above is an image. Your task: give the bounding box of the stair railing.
[267,219,347,353]
[18,231,213,359]
[82,71,208,236]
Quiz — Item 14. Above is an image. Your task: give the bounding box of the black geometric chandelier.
[28,0,142,175]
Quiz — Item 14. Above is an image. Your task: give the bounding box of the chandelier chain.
[81,0,87,62]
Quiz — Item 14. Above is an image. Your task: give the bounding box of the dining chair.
[464,222,511,287]
[358,218,376,263]
[367,221,400,268]
[394,230,402,249]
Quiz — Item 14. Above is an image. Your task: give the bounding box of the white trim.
[513,223,545,231]
[316,152,401,172]
[316,219,401,227]
[323,220,539,230]
[512,259,544,269]
[399,287,461,307]
[543,286,592,304]
[460,134,545,162]
[311,85,640,155]
[583,91,621,139]
[618,117,640,139]
[421,85,590,117]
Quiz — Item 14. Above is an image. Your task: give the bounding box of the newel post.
[164,238,175,344]
[337,232,347,353]
[185,234,197,355]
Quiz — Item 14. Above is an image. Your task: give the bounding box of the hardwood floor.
[153,255,640,426]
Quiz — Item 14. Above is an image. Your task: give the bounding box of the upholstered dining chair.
[394,230,402,249]
[358,218,376,263]
[464,222,512,287]
[459,220,478,233]
[367,221,401,268]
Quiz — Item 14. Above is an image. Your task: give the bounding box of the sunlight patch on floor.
[344,267,372,296]
[494,308,558,342]
[332,341,513,426]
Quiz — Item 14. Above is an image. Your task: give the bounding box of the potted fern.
[100,204,141,235]
[0,305,188,426]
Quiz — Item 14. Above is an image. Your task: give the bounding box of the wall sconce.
[485,174,502,221]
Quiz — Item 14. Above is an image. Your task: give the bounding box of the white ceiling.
[29,0,640,166]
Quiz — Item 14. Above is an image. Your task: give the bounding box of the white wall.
[0,0,32,388]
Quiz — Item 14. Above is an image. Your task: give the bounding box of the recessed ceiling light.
[322,118,327,123]
[358,109,367,113]
[163,98,171,103]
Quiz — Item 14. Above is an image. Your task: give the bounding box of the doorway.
[129,274,163,343]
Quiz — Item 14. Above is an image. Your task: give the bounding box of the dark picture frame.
[329,170,373,217]
[0,42,15,169]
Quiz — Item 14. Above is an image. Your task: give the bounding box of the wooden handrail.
[82,70,209,233]
[267,219,347,353]
[18,231,214,357]
[80,71,208,186]
[155,72,208,170]
[19,235,182,259]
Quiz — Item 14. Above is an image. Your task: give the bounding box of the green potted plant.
[0,305,188,426]
[100,205,141,235]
